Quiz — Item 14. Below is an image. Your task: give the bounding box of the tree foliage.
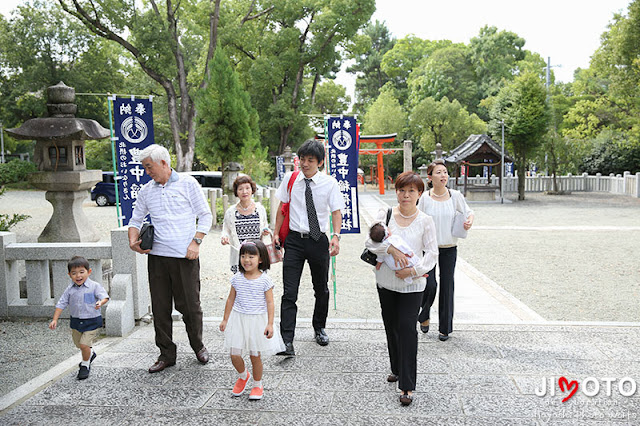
[381,36,451,105]
[310,80,350,115]
[410,96,486,154]
[470,25,526,100]
[362,86,406,136]
[346,20,395,114]
[407,44,479,112]
[0,1,128,129]
[195,47,260,176]
[58,0,224,171]
[580,129,640,174]
[490,73,548,200]
[226,0,375,154]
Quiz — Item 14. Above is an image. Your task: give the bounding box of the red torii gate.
[359,133,398,195]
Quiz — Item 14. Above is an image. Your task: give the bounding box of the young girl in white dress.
[219,239,286,400]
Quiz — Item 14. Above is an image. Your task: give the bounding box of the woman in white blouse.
[221,175,270,273]
[365,171,438,406]
[417,159,474,341]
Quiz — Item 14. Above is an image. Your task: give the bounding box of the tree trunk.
[516,148,526,200]
[549,143,558,192]
[279,124,294,155]
[166,89,195,171]
[310,73,320,109]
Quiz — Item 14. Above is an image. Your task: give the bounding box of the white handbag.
[451,211,468,239]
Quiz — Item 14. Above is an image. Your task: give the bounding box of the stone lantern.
[6,82,110,242]
[282,146,294,173]
[431,142,446,160]
[418,164,429,179]
[225,161,244,191]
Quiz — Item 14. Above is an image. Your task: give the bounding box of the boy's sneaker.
[90,352,97,363]
[248,386,263,400]
[231,371,251,396]
[77,365,90,380]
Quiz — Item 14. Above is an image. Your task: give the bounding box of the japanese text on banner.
[112,97,155,225]
[326,116,360,234]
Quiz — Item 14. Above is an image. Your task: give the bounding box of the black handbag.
[139,223,154,250]
[361,207,393,266]
[360,248,378,266]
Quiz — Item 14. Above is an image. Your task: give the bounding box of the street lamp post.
[499,120,505,204]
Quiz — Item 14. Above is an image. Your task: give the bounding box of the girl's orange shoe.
[232,371,251,396]
[248,386,263,400]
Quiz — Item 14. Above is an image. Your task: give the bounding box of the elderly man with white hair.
[128,144,213,373]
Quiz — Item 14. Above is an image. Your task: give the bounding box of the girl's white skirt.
[223,311,286,356]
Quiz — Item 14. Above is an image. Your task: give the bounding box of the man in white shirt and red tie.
[273,139,345,356]
[128,144,213,373]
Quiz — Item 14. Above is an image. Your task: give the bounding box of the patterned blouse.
[231,210,261,273]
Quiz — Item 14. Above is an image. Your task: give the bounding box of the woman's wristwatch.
[331,233,341,240]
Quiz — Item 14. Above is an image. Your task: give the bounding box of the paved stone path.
[2,321,640,425]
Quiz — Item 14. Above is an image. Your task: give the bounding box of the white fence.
[450,171,640,198]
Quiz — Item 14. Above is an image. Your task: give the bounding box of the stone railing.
[0,228,150,336]
[449,172,640,198]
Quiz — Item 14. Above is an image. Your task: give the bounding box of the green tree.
[310,80,350,114]
[410,96,486,154]
[590,0,640,103]
[239,137,272,185]
[0,1,128,129]
[58,0,235,171]
[346,20,395,114]
[226,0,375,154]
[381,36,451,105]
[407,44,479,113]
[362,86,406,136]
[195,47,260,183]
[561,98,616,141]
[470,26,526,100]
[580,129,640,175]
[489,73,549,200]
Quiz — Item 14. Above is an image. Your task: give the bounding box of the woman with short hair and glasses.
[417,159,474,341]
[365,171,438,406]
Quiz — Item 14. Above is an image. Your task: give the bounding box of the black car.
[91,172,117,206]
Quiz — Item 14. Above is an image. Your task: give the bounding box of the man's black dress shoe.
[315,328,329,346]
[387,374,399,383]
[438,333,450,341]
[277,342,295,356]
[420,323,429,334]
[148,360,176,373]
[196,347,209,364]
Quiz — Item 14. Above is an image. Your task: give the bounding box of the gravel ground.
[0,319,78,397]
[1,188,639,397]
[457,192,640,322]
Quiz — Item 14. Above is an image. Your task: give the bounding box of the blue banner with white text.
[326,116,360,234]
[112,97,154,225]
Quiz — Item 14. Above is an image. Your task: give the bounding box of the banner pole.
[107,95,122,227]
[324,116,338,310]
